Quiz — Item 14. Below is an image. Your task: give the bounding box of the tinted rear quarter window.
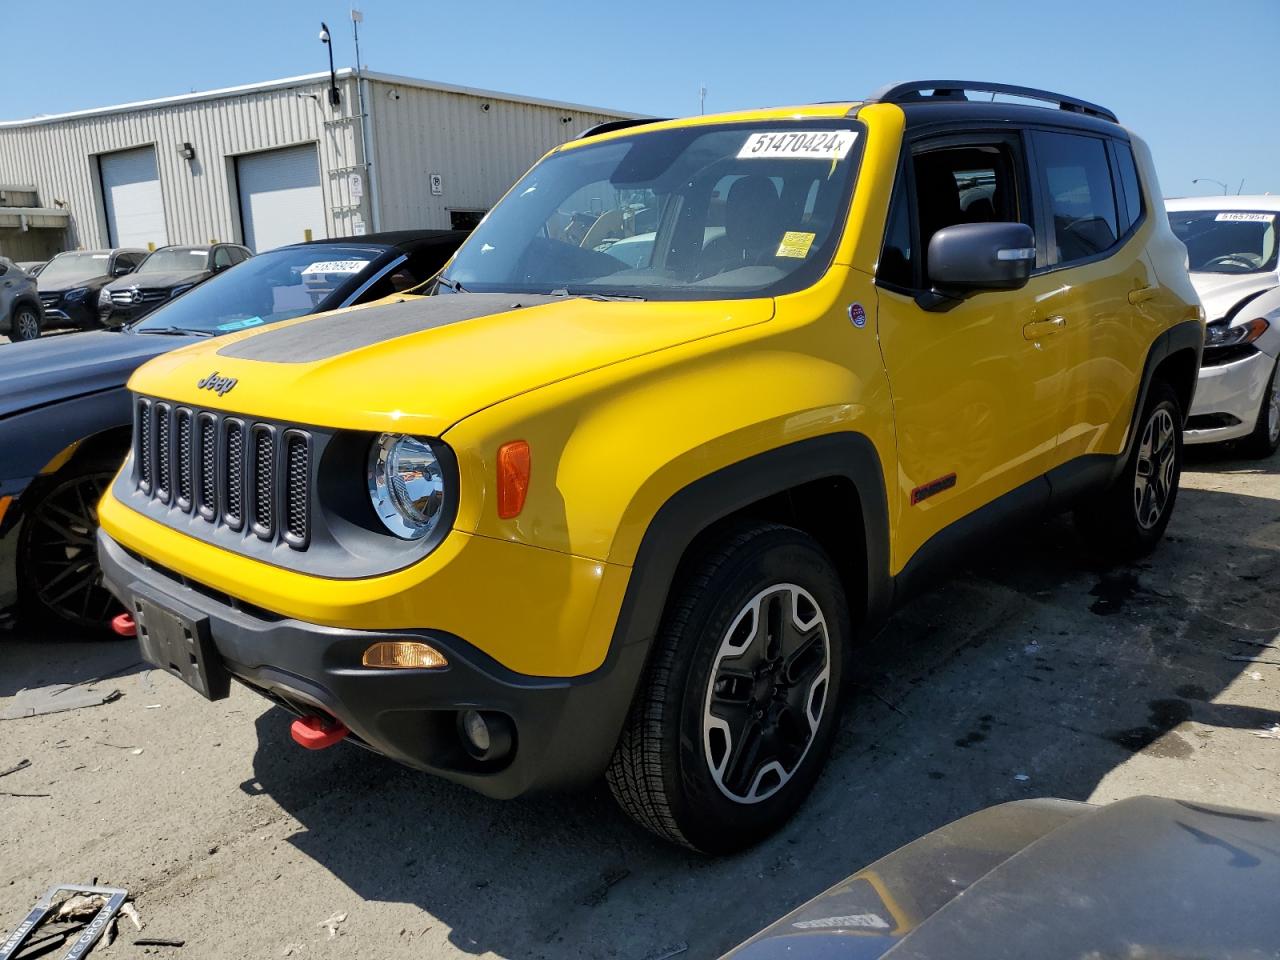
[1113,141,1143,228]
[1035,131,1119,265]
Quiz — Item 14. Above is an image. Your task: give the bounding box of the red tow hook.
[111,612,137,638]
[290,715,350,750]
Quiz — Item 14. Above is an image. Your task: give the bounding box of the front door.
[875,134,1066,569]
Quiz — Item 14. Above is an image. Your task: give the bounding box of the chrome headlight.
[98,287,112,307]
[368,434,447,539]
[65,286,89,302]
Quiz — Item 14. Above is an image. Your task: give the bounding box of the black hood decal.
[216,293,559,364]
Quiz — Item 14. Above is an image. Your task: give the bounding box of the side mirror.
[112,263,133,277]
[920,222,1036,311]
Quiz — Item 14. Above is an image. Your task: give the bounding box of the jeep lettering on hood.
[197,372,238,396]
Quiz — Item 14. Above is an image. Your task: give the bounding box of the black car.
[97,243,252,327]
[36,248,147,330]
[721,796,1280,959]
[0,230,467,631]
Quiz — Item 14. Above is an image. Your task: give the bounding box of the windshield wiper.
[548,288,647,302]
[133,326,215,338]
[435,275,468,294]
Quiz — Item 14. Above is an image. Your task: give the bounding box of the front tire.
[9,305,41,341]
[17,458,124,634]
[606,523,847,853]
[1075,380,1182,562]
[1241,358,1280,459]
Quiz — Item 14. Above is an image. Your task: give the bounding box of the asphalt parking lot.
[2,447,1278,960]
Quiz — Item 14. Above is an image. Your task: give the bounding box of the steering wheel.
[1205,253,1261,270]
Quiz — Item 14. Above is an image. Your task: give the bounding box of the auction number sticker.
[1214,212,1275,223]
[302,259,371,275]
[738,130,858,160]
[776,231,816,258]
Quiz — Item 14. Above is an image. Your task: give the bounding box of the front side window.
[444,121,865,301]
[213,247,234,269]
[1169,210,1278,275]
[1034,131,1119,265]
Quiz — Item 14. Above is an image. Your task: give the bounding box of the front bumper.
[40,300,96,329]
[1185,349,1277,444]
[98,528,645,797]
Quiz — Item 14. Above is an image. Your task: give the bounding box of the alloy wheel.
[702,583,831,804]
[24,471,119,628]
[15,309,40,340]
[1133,407,1176,530]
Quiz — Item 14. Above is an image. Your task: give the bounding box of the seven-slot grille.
[110,288,169,307]
[132,397,311,549]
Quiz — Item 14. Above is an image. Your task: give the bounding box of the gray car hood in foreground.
[0,330,188,419]
[1191,271,1279,323]
[723,796,1280,959]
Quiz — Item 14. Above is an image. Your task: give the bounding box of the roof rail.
[867,81,1117,123]
[576,117,667,140]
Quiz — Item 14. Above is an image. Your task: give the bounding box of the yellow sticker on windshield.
[776,231,816,258]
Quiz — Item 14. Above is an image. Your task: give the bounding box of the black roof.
[299,229,470,253]
[864,80,1123,137]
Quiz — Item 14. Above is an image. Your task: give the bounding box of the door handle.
[1128,285,1158,305]
[1023,316,1066,340]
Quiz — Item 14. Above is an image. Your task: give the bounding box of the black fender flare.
[610,432,893,656]
[1114,318,1204,477]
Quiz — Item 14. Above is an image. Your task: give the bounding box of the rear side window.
[1113,141,1143,229]
[1034,131,1119,265]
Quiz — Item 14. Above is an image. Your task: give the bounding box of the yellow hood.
[127,293,774,436]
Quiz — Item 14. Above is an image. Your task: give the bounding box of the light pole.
[319,22,341,107]
[1192,178,1228,195]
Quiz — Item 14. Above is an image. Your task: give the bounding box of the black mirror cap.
[927,221,1036,294]
[112,264,133,277]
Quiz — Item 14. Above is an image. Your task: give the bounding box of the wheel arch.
[1116,318,1204,475]
[609,432,893,661]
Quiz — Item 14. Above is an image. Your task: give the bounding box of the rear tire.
[9,305,41,341]
[1075,380,1182,562]
[17,457,125,635]
[1241,358,1280,459]
[606,523,848,853]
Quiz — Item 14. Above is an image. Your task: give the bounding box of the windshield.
[1169,210,1279,274]
[138,247,210,274]
[131,244,390,334]
[39,252,111,285]
[444,121,864,301]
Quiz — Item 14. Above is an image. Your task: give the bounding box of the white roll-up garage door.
[237,145,325,252]
[100,146,168,249]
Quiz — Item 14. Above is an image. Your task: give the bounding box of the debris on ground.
[0,758,31,778]
[135,936,185,947]
[1014,773,1030,782]
[0,884,127,959]
[1253,725,1280,740]
[121,900,144,931]
[318,912,347,939]
[0,684,122,720]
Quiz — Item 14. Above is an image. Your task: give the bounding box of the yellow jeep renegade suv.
[98,81,1202,853]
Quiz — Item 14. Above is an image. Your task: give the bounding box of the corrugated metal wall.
[368,79,622,230]
[0,75,366,252]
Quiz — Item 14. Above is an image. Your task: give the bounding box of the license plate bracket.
[133,593,229,701]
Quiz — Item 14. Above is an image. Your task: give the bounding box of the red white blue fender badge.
[848,302,867,328]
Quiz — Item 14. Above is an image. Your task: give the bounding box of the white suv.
[1168,197,1280,456]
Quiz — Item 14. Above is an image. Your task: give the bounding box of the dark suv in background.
[98,243,251,326]
[37,248,146,330]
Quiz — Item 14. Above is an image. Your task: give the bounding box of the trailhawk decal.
[737,130,858,160]
[911,472,957,505]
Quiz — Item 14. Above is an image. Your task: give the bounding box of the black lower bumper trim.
[97,529,644,799]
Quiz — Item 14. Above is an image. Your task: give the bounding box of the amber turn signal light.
[361,641,448,669]
[497,440,531,519]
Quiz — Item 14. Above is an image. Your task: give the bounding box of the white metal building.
[0,69,637,260]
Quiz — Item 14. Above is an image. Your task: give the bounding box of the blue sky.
[2,0,1275,198]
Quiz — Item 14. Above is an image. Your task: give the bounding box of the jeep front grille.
[131,397,311,550]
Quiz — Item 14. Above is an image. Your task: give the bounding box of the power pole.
[699,83,707,115]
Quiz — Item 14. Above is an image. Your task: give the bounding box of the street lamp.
[319,22,341,107]
[1192,178,1228,195]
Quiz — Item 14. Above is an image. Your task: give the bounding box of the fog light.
[458,709,514,761]
[361,641,448,669]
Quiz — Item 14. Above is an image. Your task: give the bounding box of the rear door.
[876,132,1067,567]
[1028,130,1154,466]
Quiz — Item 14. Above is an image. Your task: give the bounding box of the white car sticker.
[301,259,371,275]
[738,130,858,160]
[1214,212,1275,223]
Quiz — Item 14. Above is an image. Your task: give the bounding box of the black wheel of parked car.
[1075,379,1183,562]
[18,458,123,634]
[9,305,41,341]
[607,523,847,853]
[1241,359,1280,459]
